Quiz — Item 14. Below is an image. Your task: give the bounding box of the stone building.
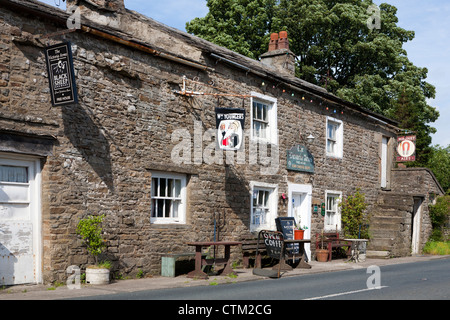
[0,0,443,284]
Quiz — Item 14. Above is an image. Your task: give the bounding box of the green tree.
[426,145,450,193]
[76,215,106,263]
[186,0,277,59]
[186,0,439,162]
[339,189,369,239]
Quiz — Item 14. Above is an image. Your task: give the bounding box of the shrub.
[429,195,450,241]
[76,215,106,264]
[339,189,369,239]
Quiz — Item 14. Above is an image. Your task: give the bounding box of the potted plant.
[76,214,111,285]
[316,231,329,262]
[294,221,308,240]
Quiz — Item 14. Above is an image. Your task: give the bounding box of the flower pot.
[86,267,110,285]
[316,249,329,262]
[294,229,304,240]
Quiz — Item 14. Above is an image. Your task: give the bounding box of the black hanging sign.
[215,108,245,151]
[44,42,78,106]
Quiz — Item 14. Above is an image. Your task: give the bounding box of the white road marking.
[304,286,388,300]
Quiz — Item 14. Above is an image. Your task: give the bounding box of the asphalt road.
[71,257,450,301]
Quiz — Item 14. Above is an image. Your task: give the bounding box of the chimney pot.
[268,33,279,51]
[278,31,289,50]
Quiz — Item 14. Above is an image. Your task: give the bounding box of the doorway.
[288,184,312,259]
[0,154,42,285]
[411,197,423,255]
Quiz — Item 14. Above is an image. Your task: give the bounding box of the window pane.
[0,166,28,183]
[167,179,173,197]
[262,104,267,121]
[165,199,171,218]
[157,199,164,217]
[175,179,181,198]
[160,178,166,197]
[264,191,269,207]
[151,178,157,197]
[173,200,179,218]
[327,140,335,154]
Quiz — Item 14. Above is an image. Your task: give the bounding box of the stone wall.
[369,168,444,256]
[0,0,410,282]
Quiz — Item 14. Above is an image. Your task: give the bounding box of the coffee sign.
[44,42,78,106]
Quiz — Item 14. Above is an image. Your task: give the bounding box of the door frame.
[288,183,312,259]
[0,152,42,284]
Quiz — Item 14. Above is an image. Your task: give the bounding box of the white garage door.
[0,156,41,285]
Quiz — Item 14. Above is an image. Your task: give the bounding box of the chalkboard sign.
[275,217,299,254]
[275,217,296,239]
[258,230,284,259]
[44,42,78,106]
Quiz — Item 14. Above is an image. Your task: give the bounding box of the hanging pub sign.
[215,107,245,151]
[396,135,416,162]
[287,144,315,173]
[44,42,78,106]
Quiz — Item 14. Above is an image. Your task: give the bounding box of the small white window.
[325,191,342,231]
[251,92,278,144]
[326,117,343,158]
[151,172,186,224]
[250,182,278,232]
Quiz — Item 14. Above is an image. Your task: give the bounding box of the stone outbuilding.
[0,0,443,284]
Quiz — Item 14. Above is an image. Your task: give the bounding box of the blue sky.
[39,0,449,147]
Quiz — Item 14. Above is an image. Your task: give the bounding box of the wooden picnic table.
[185,241,242,279]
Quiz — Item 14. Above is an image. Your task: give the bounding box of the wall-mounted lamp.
[306,134,315,144]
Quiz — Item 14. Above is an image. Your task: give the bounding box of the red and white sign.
[396,136,416,162]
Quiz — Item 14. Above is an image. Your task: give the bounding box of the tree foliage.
[339,189,369,239]
[186,0,440,162]
[426,145,450,193]
[76,215,106,262]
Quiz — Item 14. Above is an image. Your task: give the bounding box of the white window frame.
[150,172,187,225]
[326,117,343,158]
[325,191,342,232]
[250,92,278,145]
[250,181,278,232]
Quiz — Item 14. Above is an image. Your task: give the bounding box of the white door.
[0,156,41,285]
[381,137,388,188]
[288,184,312,260]
[411,198,423,255]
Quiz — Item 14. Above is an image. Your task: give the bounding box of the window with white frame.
[326,117,343,158]
[325,191,342,231]
[251,92,278,144]
[250,182,278,232]
[151,172,187,224]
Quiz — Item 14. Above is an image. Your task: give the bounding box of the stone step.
[367,238,394,251]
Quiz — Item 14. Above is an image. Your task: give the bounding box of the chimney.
[260,31,296,76]
[268,33,279,51]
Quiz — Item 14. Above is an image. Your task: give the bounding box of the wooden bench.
[241,237,267,269]
[315,232,352,262]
